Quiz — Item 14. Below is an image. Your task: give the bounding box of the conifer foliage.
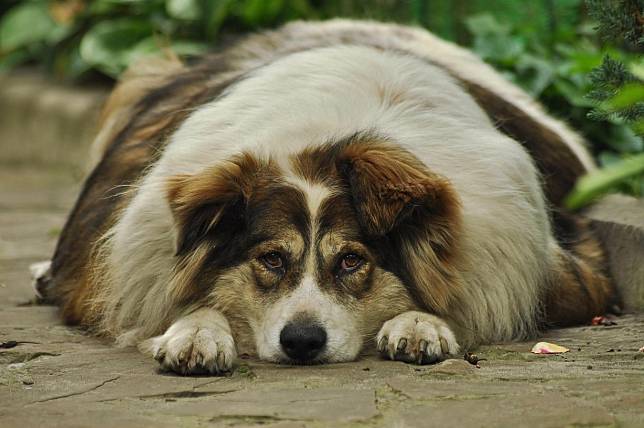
[585,0,643,130]
[564,0,643,209]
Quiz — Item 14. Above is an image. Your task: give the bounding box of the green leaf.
[166,0,200,20]
[632,119,644,135]
[124,36,208,64]
[0,2,58,52]
[0,48,31,71]
[79,18,154,77]
[241,0,285,27]
[553,79,596,107]
[473,34,524,64]
[564,49,603,74]
[465,14,511,38]
[465,14,524,64]
[606,82,644,110]
[565,153,644,209]
[514,54,555,96]
[630,61,644,81]
[124,36,165,63]
[204,0,234,38]
[169,40,209,56]
[603,123,643,153]
[597,151,622,167]
[89,0,166,16]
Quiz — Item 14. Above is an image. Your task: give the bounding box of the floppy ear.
[337,140,464,313]
[337,141,460,241]
[166,153,262,256]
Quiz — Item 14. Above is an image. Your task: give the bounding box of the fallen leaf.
[591,315,617,326]
[531,342,569,354]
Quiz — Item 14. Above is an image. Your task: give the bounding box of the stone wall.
[0,71,108,171]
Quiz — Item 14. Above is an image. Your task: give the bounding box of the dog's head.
[165,135,462,364]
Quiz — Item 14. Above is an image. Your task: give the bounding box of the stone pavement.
[1,165,643,428]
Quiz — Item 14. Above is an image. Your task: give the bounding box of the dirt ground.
[1,165,643,428]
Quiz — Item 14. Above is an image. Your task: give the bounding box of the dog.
[33,19,618,375]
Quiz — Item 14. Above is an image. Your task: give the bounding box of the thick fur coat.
[38,20,616,374]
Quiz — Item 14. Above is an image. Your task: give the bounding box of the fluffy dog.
[35,20,618,375]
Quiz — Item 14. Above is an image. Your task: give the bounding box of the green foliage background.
[0,0,642,206]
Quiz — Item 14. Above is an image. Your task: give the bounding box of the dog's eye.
[261,251,284,271]
[339,253,363,273]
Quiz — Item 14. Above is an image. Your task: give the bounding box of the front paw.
[376,311,459,364]
[141,315,236,375]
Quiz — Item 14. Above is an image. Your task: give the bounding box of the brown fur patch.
[164,153,319,309]
[166,153,266,253]
[93,56,185,158]
[49,61,243,325]
[463,82,588,206]
[165,153,277,301]
[295,136,463,315]
[545,215,618,326]
[336,139,461,239]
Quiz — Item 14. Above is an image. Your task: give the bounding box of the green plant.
[0,0,436,79]
[565,0,643,208]
[464,9,643,207]
[0,0,317,79]
[1,0,641,205]
[0,0,597,80]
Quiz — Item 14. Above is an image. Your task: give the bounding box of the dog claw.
[377,336,388,353]
[376,311,460,366]
[154,350,166,363]
[216,350,227,372]
[439,336,449,355]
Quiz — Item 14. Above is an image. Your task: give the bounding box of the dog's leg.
[29,260,52,300]
[376,311,460,364]
[545,214,619,326]
[139,308,236,375]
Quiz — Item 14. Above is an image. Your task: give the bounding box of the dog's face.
[166,136,461,364]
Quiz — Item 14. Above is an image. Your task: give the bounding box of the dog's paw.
[141,311,236,375]
[29,260,52,300]
[146,326,236,375]
[376,311,459,364]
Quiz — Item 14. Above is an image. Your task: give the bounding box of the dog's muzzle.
[279,320,327,362]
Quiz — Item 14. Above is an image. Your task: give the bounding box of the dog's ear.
[336,141,460,240]
[337,140,464,313]
[166,153,262,256]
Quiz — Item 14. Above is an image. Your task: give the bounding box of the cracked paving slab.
[1,166,643,428]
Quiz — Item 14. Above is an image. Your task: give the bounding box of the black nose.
[279,322,327,362]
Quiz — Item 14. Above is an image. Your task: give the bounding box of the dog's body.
[39,20,617,374]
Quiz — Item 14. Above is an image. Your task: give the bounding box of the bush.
[1,0,642,205]
[463,10,643,206]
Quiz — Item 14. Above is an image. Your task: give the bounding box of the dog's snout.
[279,322,327,362]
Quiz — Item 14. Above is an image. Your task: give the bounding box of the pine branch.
[586,1,644,128]
[587,0,644,50]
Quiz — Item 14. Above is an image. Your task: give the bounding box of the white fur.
[29,260,51,299]
[283,175,331,223]
[377,311,460,362]
[93,22,587,362]
[140,308,236,374]
[256,275,361,363]
[237,19,595,172]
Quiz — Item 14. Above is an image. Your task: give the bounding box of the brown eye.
[339,253,363,273]
[261,251,284,271]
